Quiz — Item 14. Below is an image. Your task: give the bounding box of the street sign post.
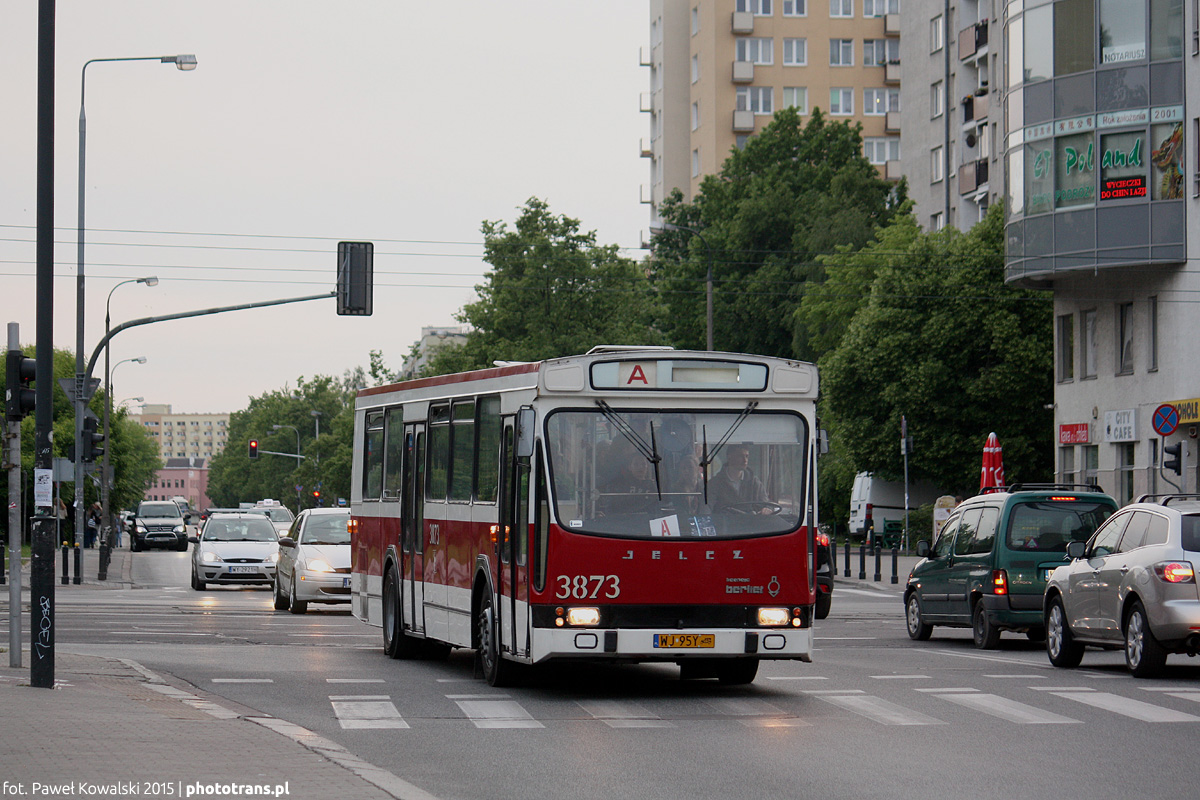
[1153,403,1179,437]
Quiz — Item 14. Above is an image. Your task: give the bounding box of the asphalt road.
[20,549,1200,800]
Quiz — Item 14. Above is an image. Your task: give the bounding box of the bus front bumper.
[531,627,813,664]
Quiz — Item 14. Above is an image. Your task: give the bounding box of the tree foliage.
[817,206,1054,497]
[425,198,663,375]
[649,108,903,358]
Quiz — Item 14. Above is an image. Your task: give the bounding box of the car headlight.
[173,525,185,534]
[201,551,221,564]
[267,551,280,564]
[305,558,334,573]
[136,526,147,534]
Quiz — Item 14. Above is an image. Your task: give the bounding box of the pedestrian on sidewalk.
[85,502,101,548]
[56,496,73,546]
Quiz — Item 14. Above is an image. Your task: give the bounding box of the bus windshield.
[546,409,808,539]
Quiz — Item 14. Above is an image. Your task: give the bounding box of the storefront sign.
[1171,398,1200,425]
[1152,106,1184,124]
[1101,174,1147,200]
[1104,409,1136,442]
[1059,423,1090,444]
[1025,122,1054,142]
[1098,108,1149,129]
[1055,115,1095,135]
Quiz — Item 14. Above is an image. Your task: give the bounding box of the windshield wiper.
[595,401,662,500]
[699,401,759,504]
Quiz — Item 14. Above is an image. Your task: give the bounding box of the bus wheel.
[716,658,759,685]
[382,567,419,659]
[477,591,517,687]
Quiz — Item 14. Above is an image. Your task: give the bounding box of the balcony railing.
[732,11,753,34]
[733,110,756,132]
[885,61,901,84]
[732,61,754,83]
[958,21,989,61]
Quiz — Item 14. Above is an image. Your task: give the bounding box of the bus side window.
[476,396,502,503]
[363,412,385,501]
[533,448,548,592]
[427,404,450,501]
[383,407,404,500]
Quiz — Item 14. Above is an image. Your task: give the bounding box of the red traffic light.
[248,439,259,459]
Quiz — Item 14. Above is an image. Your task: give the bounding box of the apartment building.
[131,404,230,460]
[899,0,1001,231]
[144,457,211,513]
[399,326,470,380]
[645,0,903,220]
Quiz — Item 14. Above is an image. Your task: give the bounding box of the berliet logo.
[724,575,781,596]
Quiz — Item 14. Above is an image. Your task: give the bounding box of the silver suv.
[1044,495,1200,677]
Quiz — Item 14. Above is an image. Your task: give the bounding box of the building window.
[931,212,945,231]
[783,0,807,16]
[737,86,774,114]
[1060,446,1077,485]
[783,87,808,112]
[863,137,900,164]
[1055,0,1095,76]
[830,0,853,18]
[692,149,700,178]
[1099,0,1146,64]
[737,0,773,15]
[1149,295,1158,371]
[931,81,944,117]
[691,6,699,35]
[691,102,700,131]
[931,146,944,182]
[1117,302,1134,375]
[1057,313,1075,382]
[1117,442,1136,505]
[863,88,899,115]
[1082,445,1099,485]
[1082,309,1098,378]
[737,37,774,65]
[783,38,808,65]
[830,39,854,66]
[863,0,897,15]
[829,88,853,115]
[863,38,899,66]
[691,54,699,83]
[736,134,752,149]
[931,15,944,52]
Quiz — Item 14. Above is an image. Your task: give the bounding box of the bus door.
[498,421,531,657]
[402,424,426,635]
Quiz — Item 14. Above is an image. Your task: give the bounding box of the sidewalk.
[0,546,436,800]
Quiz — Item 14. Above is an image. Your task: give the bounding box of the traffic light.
[312,489,321,507]
[5,347,36,421]
[1164,442,1183,475]
[81,415,104,462]
[336,241,374,316]
[248,439,259,459]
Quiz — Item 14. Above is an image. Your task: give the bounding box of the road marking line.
[1167,692,1200,703]
[331,698,410,730]
[578,701,672,728]
[816,695,945,726]
[915,688,979,694]
[802,689,866,695]
[327,678,387,684]
[454,699,543,729]
[766,676,828,680]
[740,718,811,728]
[935,692,1080,724]
[1052,691,1200,722]
[982,674,1046,679]
[330,695,390,701]
[1030,686,1095,692]
[870,675,930,680]
[212,678,273,683]
[704,698,785,717]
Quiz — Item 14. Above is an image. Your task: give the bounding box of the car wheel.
[382,567,421,659]
[715,658,760,685]
[477,590,517,687]
[972,602,1001,649]
[1045,596,1084,668]
[1125,601,1168,678]
[814,587,832,620]
[905,592,933,641]
[288,577,307,615]
[190,568,205,591]
[272,575,289,610]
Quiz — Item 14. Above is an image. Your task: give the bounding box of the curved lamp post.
[273,424,302,513]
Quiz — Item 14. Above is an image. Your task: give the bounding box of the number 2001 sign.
[555,574,621,599]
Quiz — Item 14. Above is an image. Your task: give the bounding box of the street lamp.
[649,221,714,351]
[75,54,196,583]
[273,424,302,513]
[117,397,144,409]
[310,410,322,464]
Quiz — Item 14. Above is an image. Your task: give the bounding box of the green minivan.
[904,484,1118,649]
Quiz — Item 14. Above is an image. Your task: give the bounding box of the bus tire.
[716,658,759,685]
[477,590,517,687]
[382,566,420,659]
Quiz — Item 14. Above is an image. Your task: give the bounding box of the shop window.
[1055,132,1096,209]
[1055,0,1095,75]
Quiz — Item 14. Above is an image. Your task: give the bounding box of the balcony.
[732,11,753,34]
[959,159,990,195]
[885,111,901,133]
[885,61,901,84]
[885,13,901,36]
[639,92,652,113]
[733,110,756,132]
[962,92,989,123]
[639,46,652,67]
[640,138,652,158]
[640,184,653,205]
[732,60,754,83]
[886,160,904,181]
[958,21,989,61]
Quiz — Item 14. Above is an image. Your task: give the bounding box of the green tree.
[425,197,663,375]
[818,205,1054,496]
[649,107,903,359]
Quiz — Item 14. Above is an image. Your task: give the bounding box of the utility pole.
[7,324,25,667]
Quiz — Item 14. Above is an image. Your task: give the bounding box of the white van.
[848,472,942,542]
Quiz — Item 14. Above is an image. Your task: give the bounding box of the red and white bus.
[350,347,820,685]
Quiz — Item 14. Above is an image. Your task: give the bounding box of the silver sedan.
[273,508,351,614]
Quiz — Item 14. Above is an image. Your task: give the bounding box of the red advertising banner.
[1058,423,1090,444]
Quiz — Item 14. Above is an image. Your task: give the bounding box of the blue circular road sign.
[1153,404,1179,437]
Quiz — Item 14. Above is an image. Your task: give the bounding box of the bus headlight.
[565,607,601,627]
[757,607,790,627]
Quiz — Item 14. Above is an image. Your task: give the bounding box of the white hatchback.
[190,513,280,590]
[273,508,351,614]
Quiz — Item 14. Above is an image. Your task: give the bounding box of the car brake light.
[992,569,1008,595]
[1048,496,1077,501]
[815,531,830,547]
[1154,562,1196,584]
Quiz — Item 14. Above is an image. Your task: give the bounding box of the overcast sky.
[1,1,651,413]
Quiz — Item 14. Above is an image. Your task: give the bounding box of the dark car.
[815,529,833,619]
[130,501,189,552]
[905,484,1117,648]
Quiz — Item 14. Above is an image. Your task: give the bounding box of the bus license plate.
[228,566,256,574]
[653,634,715,649]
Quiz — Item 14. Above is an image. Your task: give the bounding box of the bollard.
[0,539,5,584]
[73,544,82,585]
[873,545,882,582]
[858,543,866,580]
[843,540,851,578]
[98,525,110,582]
[61,543,69,585]
[891,545,899,584]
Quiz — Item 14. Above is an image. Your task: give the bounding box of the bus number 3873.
[555,574,621,599]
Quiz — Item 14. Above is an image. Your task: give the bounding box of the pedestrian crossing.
[319,679,1200,731]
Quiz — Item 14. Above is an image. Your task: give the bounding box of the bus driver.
[709,445,771,513]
